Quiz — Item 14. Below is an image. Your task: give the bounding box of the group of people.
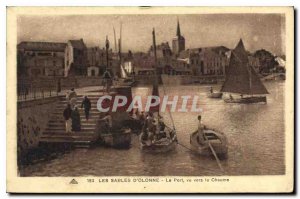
[63,88,92,133]
[139,111,170,145]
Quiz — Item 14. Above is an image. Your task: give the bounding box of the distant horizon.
[18,14,285,56]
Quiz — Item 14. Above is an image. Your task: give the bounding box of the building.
[64,39,88,76]
[86,47,115,77]
[17,41,66,77]
[179,46,230,76]
[172,19,185,56]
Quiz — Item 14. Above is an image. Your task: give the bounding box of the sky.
[17,14,285,55]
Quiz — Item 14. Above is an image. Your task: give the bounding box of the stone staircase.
[39,95,102,148]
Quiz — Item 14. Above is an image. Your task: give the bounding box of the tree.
[253,49,277,73]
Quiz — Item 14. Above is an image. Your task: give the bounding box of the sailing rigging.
[139,28,177,153]
[221,39,269,103]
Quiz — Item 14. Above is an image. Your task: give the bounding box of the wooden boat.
[139,28,178,153]
[224,96,266,104]
[100,128,132,149]
[220,39,269,104]
[140,127,177,153]
[207,92,223,98]
[190,129,228,158]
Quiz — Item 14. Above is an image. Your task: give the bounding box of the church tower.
[172,19,185,56]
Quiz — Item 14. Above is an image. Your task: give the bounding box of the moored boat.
[224,96,266,104]
[207,92,223,98]
[100,128,132,149]
[190,129,228,158]
[140,127,177,153]
[139,28,178,153]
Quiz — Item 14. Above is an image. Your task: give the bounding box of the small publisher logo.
[70,179,78,184]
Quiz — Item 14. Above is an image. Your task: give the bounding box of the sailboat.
[207,87,223,99]
[139,28,177,153]
[221,39,269,103]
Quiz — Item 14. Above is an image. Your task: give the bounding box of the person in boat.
[240,94,243,99]
[81,96,91,121]
[210,86,213,93]
[197,115,207,146]
[71,106,81,132]
[155,115,167,140]
[63,103,72,133]
[131,108,138,119]
[229,94,234,100]
[100,112,113,134]
[146,112,156,142]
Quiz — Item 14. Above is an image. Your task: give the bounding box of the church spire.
[176,18,181,37]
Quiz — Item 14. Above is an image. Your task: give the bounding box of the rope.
[161,78,176,131]
[177,142,197,154]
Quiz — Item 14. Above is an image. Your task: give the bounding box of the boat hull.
[100,129,132,149]
[190,130,228,158]
[207,92,223,98]
[224,96,267,104]
[140,131,177,153]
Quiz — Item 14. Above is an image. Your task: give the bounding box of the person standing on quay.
[67,88,77,109]
[63,104,72,133]
[71,106,81,132]
[81,96,91,121]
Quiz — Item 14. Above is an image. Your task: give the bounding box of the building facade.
[17,42,66,77]
[180,46,230,76]
[64,39,88,76]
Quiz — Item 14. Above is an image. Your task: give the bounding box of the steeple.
[176,18,181,37]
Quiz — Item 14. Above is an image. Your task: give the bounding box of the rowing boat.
[190,129,228,158]
[207,92,223,98]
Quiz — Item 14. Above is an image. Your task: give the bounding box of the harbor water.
[19,81,285,176]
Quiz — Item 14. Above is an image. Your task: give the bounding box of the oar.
[204,134,225,173]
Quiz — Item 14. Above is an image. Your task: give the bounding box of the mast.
[119,22,122,64]
[105,35,110,71]
[113,26,117,52]
[151,28,159,113]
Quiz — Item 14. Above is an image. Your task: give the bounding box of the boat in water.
[139,28,178,153]
[190,129,228,158]
[140,126,177,153]
[99,128,132,149]
[207,92,223,99]
[220,39,269,104]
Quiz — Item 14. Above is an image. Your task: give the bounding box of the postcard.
[7,6,294,193]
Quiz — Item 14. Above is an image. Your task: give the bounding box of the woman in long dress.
[71,106,81,132]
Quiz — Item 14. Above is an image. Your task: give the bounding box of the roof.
[178,45,230,59]
[17,41,67,52]
[69,39,86,49]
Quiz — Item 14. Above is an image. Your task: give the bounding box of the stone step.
[45,126,96,131]
[42,132,95,136]
[39,138,96,144]
[41,134,96,140]
[43,129,95,134]
[52,111,100,115]
[46,123,96,130]
[48,122,96,127]
[48,120,97,125]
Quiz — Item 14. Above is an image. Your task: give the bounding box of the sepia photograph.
[6,6,294,193]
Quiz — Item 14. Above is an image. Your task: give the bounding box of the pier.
[39,94,101,148]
